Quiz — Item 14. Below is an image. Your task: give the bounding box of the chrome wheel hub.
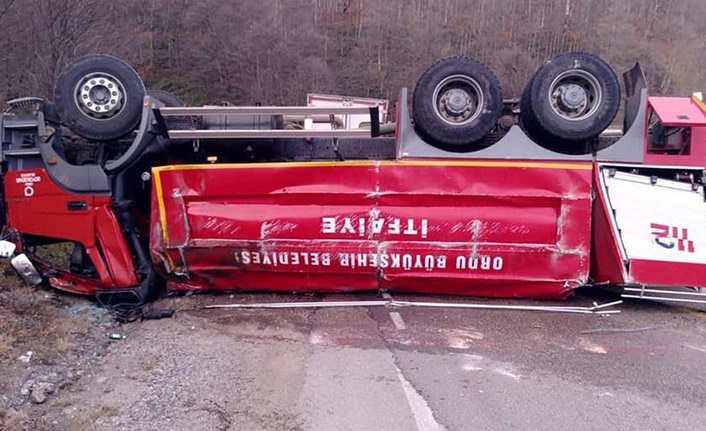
[433,75,484,126]
[75,73,125,119]
[548,70,602,121]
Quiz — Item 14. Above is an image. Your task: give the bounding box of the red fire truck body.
[2,54,705,308]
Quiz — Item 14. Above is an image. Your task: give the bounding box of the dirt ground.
[0,263,117,430]
[2,264,706,431]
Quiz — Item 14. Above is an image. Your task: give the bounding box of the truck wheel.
[147,90,184,107]
[55,55,145,141]
[520,52,620,150]
[413,57,503,151]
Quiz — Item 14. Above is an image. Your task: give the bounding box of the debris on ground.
[15,351,33,364]
[0,263,117,428]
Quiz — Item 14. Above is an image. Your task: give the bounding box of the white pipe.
[203,300,389,309]
[203,299,622,314]
[623,287,706,297]
[622,294,706,305]
[391,301,619,314]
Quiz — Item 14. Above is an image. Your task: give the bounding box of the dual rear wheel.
[412,53,621,153]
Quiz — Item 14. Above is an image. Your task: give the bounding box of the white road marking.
[396,367,446,431]
[389,312,406,330]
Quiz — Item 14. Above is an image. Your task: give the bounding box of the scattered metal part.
[622,295,706,305]
[142,309,175,320]
[391,300,622,315]
[204,300,389,309]
[622,287,706,305]
[16,351,33,364]
[10,253,42,286]
[203,299,622,315]
[0,240,16,258]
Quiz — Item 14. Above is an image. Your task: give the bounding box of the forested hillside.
[0,0,704,105]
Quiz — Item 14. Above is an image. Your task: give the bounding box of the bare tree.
[1,0,705,105]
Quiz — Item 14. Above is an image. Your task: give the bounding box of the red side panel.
[5,170,103,246]
[590,165,628,284]
[151,161,593,299]
[629,260,706,287]
[95,207,139,287]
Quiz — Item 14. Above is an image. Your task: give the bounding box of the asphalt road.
[45,290,706,431]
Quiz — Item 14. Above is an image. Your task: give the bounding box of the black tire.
[520,52,620,152]
[55,55,145,141]
[41,100,60,124]
[413,57,503,151]
[147,89,184,107]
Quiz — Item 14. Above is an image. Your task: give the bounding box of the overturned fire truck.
[1,52,705,309]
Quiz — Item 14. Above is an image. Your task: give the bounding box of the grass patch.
[0,262,91,362]
[89,406,120,422]
[0,409,28,431]
[141,360,157,372]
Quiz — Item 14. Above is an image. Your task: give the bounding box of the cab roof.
[648,96,706,126]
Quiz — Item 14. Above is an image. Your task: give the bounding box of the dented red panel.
[3,169,140,293]
[150,161,593,299]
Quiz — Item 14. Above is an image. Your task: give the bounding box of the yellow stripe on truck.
[152,159,593,173]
